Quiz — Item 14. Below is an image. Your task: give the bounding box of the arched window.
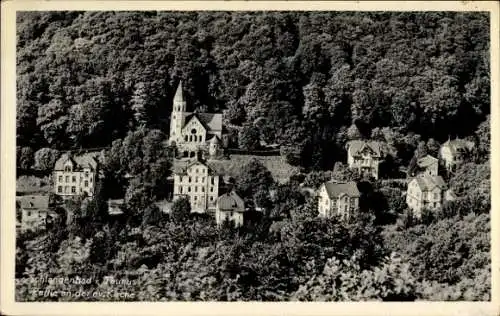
[184,135,188,142]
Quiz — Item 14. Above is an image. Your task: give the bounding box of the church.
[168,81,228,158]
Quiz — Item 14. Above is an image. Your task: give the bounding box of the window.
[191,128,197,134]
[195,186,198,192]
[57,186,62,193]
[211,177,215,185]
[202,187,205,192]
[180,186,183,194]
[196,177,198,182]
[85,171,89,177]
[58,176,63,182]
[194,196,197,201]
[188,186,191,192]
[202,177,205,182]
[196,168,198,173]
[65,186,69,193]
[65,176,70,182]
[434,193,438,199]
[71,186,76,193]
[184,135,188,142]
[72,176,76,182]
[189,177,192,183]
[210,187,214,192]
[27,211,31,217]
[90,176,93,183]
[210,196,214,201]
[65,166,71,172]
[84,180,89,187]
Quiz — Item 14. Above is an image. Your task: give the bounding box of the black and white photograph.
[1,0,498,312]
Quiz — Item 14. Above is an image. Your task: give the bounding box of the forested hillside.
[15,11,491,302]
[17,11,489,170]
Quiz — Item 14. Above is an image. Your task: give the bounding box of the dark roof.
[413,175,446,191]
[172,158,219,175]
[323,181,360,199]
[217,191,245,212]
[17,195,49,210]
[184,112,223,133]
[347,140,383,157]
[54,152,98,171]
[417,155,438,168]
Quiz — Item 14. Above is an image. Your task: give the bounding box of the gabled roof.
[417,155,438,168]
[172,158,219,175]
[441,139,475,156]
[184,112,223,133]
[347,140,383,157]
[322,181,360,199]
[17,195,49,210]
[217,191,245,212]
[54,152,98,171]
[412,175,446,191]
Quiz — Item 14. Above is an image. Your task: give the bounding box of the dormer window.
[65,166,71,172]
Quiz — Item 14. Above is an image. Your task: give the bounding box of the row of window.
[58,174,92,183]
[184,134,204,143]
[178,175,215,184]
[57,185,89,194]
[189,195,215,202]
[178,185,215,194]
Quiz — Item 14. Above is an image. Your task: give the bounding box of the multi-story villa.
[317,180,360,220]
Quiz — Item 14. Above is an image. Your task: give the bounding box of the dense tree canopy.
[17,11,489,170]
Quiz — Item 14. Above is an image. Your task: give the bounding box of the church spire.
[174,80,184,103]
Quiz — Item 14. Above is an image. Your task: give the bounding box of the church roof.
[322,181,360,199]
[184,112,223,133]
[174,80,184,102]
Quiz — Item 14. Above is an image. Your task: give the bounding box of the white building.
[215,191,246,227]
[318,181,360,220]
[346,140,384,180]
[406,175,446,218]
[172,159,221,214]
[168,81,228,158]
[53,152,98,198]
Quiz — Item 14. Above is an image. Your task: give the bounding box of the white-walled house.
[346,140,384,180]
[439,139,475,172]
[172,159,221,214]
[317,181,360,220]
[53,153,98,198]
[406,175,446,218]
[215,191,245,227]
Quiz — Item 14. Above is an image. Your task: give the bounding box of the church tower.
[169,81,187,146]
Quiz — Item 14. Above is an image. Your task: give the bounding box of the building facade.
[346,140,384,180]
[406,175,446,218]
[318,181,360,220]
[215,191,246,227]
[168,81,227,158]
[172,159,221,214]
[53,153,99,198]
[439,139,475,172]
[16,195,54,232]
